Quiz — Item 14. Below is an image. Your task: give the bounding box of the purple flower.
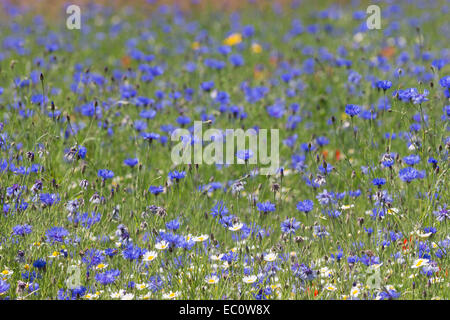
[403,154,420,166]
[95,269,120,285]
[439,76,450,88]
[326,209,342,218]
[345,104,361,117]
[177,116,191,126]
[32,259,46,269]
[0,279,10,295]
[82,249,105,269]
[398,167,424,183]
[376,80,392,91]
[39,193,60,207]
[256,201,276,214]
[141,132,160,142]
[316,189,334,205]
[200,81,214,92]
[433,205,449,222]
[139,109,156,119]
[296,200,314,213]
[267,104,285,118]
[46,226,69,243]
[98,169,114,180]
[372,178,386,188]
[236,149,254,161]
[395,88,418,102]
[378,289,401,300]
[168,170,186,181]
[123,158,139,167]
[210,201,229,218]
[412,89,429,104]
[12,224,32,236]
[149,185,164,195]
[166,218,180,231]
[281,218,301,234]
[122,243,146,260]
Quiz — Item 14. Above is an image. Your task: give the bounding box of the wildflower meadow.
[0,0,449,302]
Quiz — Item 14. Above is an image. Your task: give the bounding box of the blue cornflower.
[313,225,329,238]
[210,201,229,218]
[0,279,10,295]
[168,170,186,181]
[39,193,60,207]
[433,205,449,222]
[133,120,147,132]
[46,227,69,243]
[123,158,138,167]
[331,247,344,262]
[377,289,401,300]
[236,149,254,161]
[104,248,118,257]
[68,212,101,229]
[256,201,276,214]
[326,209,342,218]
[316,189,334,205]
[95,269,120,285]
[22,271,40,282]
[316,136,329,147]
[98,169,114,180]
[280,218,301,234]
[76,146,87,159]
[217,45,232,55]
[12,224,32,236]
[139,109,156,119]
[412,89,429,104]
[229,54,244,67]
[403,154,420,166]
[32,259,46,269]
[148,276,164,292]
[439,75,450,88]
[200,81,214,92]
[149,185,164,195]
[372,178,386,188]
[345,104,361,117]
[177,116,191,126]
[166,218,180,231]
[266,104,285,118]
[398,167,424,183]
[395,88,418,102]
[122,243,146,260]
[428,157,438,166]
[141,132,160,141]
[296,200,314,213]
[376,80,392,91]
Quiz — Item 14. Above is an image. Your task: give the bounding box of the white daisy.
[263,252,277,262]
[205,275,219,284]
[411,258,429,268]
[229,223,244,232]
[243,275,258,284]
[143,250,158,262]
[193,234,209,242]
[163,291,179,299]
[155,240,169,250]
[136,283,148,290]
[325,284,337,291]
